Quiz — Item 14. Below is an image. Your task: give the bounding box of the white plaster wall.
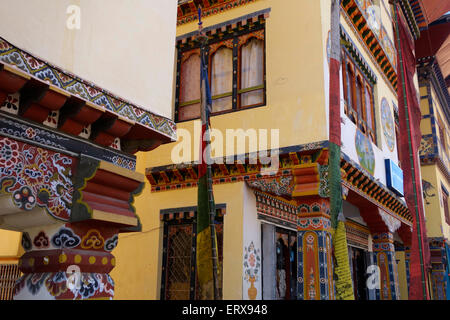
[0,0,177,119]
[242,185,262,300]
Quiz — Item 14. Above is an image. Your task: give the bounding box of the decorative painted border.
[341,153,411,224]
[340,2,398,94]
[345,220,370,250]
[0,113,136,171]
[177,0,262,26]
[160,204,226,221]
[0,37,176,140]
[254,191,297,227]
[146,141,328,192]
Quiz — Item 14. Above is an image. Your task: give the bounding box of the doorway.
[275,227,297,300]
[349,246,368,300]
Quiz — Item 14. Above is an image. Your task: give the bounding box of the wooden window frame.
[160,216,224,300]
[175,24,266,122]
[442,186,450,225]
[438,119,447,153]
[178,49,202,112]
[342,49,377,145]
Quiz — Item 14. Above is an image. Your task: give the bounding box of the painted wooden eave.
[0,60,173,154]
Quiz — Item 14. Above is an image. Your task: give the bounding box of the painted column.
[429,238,448,300]
[405,246,411,294]
[372,232,399,300]
[297,206,334,300]
[0,144,145,300]
[14,222,118,300]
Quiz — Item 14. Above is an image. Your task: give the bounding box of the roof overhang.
[0,37,176,154]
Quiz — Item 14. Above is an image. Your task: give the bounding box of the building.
[0,0,448,301]
[416,13,450,300]
[110,0,435,300]
[0,0,177,300]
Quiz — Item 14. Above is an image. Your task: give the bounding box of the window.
[161,213,223,300]
[178,50,201,121]
[0,264,21,300]
[240,38,265,108]
[438,118,447,153]
[210,45,233,113]
[342,49,377,144]
[442,186,449,225]
[176,25,266,122]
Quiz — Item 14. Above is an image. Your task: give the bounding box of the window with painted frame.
[441,185,449,225]
[160,211,224,300]
[342,49,377,144]
[175,19,266,122]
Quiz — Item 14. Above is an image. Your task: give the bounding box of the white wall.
[242,185,262,300]
[0,0,177,119]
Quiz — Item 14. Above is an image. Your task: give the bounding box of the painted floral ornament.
[381,98,395,152]
[243,241,261,300]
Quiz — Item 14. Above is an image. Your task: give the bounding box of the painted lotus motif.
[381,98,396,152]
[355,129,375,175]
[0,137,75,220]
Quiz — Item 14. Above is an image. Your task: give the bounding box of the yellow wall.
[111,173,246,300]
[420,80,450,241]
[395,251,408,300]
[144,0,329,168]
[113,0,331,299]
[0,0,177,118]
[0,230,22,263]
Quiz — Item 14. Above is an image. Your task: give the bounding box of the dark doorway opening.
[349,246,368,300]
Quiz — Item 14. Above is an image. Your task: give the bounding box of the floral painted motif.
[22,232,32,251]
[33,231,50,249]
[26,273,48,295]
[381,98,395,152]
[246,175,293,197]
[0,137,75,220]
[51,227,81,249]
[0,138,20,168]
[104,235,118,252]
[243,241,261,282]
[355,129,375,175]
[0,93,19,114]
[243,241,261,300]
[81,229,105,250]
[15,272,114,300]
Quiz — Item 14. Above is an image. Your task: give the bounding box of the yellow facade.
[0,230,22,264]
[112,0,333,300]
[419,79,450,240]
[1,0,445,301]
[111,0,412,300]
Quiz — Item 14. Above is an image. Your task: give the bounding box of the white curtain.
[211,47,233,113]
[179,53,201,120]
[240,38,264,107]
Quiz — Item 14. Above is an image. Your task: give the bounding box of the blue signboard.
[385,159,404,196]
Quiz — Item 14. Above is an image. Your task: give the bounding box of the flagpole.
[197,6,220,300]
